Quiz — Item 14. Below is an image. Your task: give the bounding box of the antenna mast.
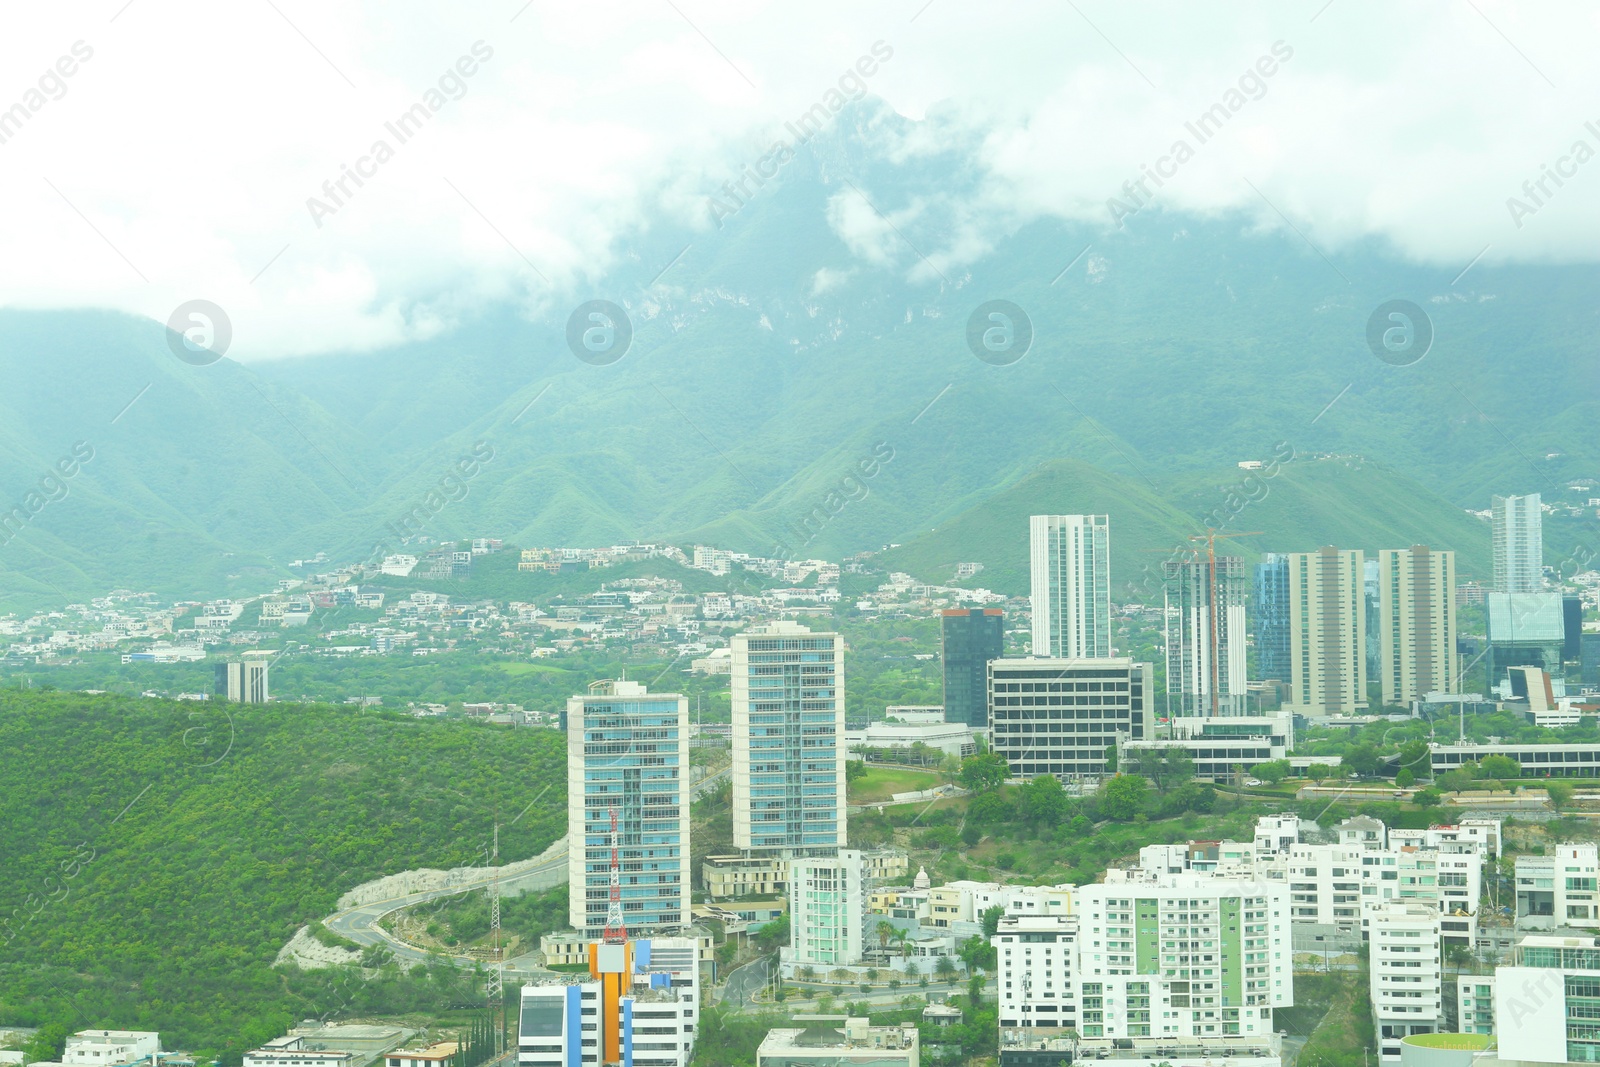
[487,818,504,1051]
[603,805,628,943]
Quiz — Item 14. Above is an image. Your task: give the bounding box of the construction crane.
[1186,530,1261,717]
[602,806,628,944]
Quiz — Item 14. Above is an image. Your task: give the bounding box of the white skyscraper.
[1029,514,1111,658]
[732,620,845,856]
[567,680,691,937]
[1492,493,1543,593]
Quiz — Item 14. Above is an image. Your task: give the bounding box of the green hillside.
[0,691,564,1058]
[878,455,1492,599]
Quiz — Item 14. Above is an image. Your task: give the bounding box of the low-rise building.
[62,1032,161,1067]
[381,1045,455,1067]
[757,1017,918,1067]
[702,855,788,900]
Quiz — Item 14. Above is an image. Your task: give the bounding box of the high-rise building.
[1072,875,1292,1046]
[1367,901,1443,1065]
[1485,591,1566,686]
[1029,515,1111,659]
[567,681,690,938]
[214,657,269,703]
[1162,555,1248,717]
[1253,554,1291,685]
[941,608,1004,728]
[1492,493,1543,593]
[1376,547,1458,706]
[781,849,865,973]
[986,657,1149,780]
[732,621,845,856]
[1285,548,1368,716]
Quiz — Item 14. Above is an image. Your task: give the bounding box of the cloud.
[1,0,1596,359]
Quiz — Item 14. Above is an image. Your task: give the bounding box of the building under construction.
[1162,554,1249,717]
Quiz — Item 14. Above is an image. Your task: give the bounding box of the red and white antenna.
[603,805,628,944]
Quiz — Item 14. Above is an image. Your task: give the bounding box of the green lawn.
[494,661,575,675]
[849,766,944,804]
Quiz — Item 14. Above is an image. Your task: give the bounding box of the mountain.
[878,455,1493,598]
[0,101,1595,607]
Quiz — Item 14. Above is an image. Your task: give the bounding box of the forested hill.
[0,690,564,1059]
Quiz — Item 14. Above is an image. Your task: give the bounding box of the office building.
[517,936,699,1067]
[1073,876,1292,1044]
[567,681,690,937]
[1492,493,1543,593]
[1376,547,1458,706]
[214,657,269,703]
[757,1017,919,1067]
[731,621,845,856]
[1285,548,1368,716]
[1163,555,1249,717]
[941,608,1005,728]
[987,657,1150,780]
[1122,714,1292,783]
[994,913,1079,1033]
[782,850,865,974]
[1368,901,1443,1066]
[1254,554,1292,685]
[1485,591,1566,686]
[1029,515,1111,659]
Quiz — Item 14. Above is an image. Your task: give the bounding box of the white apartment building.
[783,850,865,974]
[1253,814,1303,859]
[1367,901,1443,1066]
[1359,849,1481,947]
[1029,514,1112,658]
[62,1033,161,1067]
[1337,815,1387,852]
[994,914,1079,1033]
[1074,876,1292,1047]
[1284,843,1367,930]
[1517,843,1600,929]
[1492,493,1543,594]
[1457,973,1495,1036]
[732,621,845,856]
[1376,547,1459,705]
[1284,547,1369,716]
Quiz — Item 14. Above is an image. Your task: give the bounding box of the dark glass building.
[1254,553,1291,683]
[941,607,1004,728]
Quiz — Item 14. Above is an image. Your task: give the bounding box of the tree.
[1101,774,1149,820]
[981,905,1005,939]
[960,752,1009,792]
[798,965,816,982]
[1415,788,1442,808]
[904,958,920,977]
[1398,739,1431,778]
[1023,772,1071,824]
[1250,760,1290,784]
[1440,769,1473,794]
[877,920,896,953]
[1549,781,1575,810]
[754,914,789,952]
[1308,764,1331,781]
[959,933,996,974]
[1127,746,1194,794]
[846,759,869,783]
[1342,743,1381,779]
[1481,754,1521,782]
[936,955,958,980]
[1396,768,1415,788]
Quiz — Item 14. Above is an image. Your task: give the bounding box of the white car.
[1244,778,1263,786]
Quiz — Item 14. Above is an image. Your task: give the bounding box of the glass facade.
[741,629,842,852]
[942,608,1004,728]
[1253,554,1290,685]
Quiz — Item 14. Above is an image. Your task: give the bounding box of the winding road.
[318,765,732,974]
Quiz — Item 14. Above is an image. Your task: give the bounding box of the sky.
[1,0,1596,360]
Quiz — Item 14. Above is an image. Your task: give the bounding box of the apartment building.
[1489,934,1600,1064]
[783,850,865,973]
[1376,547,1458,705]
[1253,814,1303,860]
[1162,555,1250,717]
[1284,547,1369,716]
[1457,974,1495,1036]
[701,855,787,900]
[732,621,846,856]
[567,680,690,937]
[1367,901,1443,1066]
[1516,843,1600,928]
[61,1033,162,1067]
[1073,876,1292,1048]
[994,914,1079,1033]
[1029,514,1112,659]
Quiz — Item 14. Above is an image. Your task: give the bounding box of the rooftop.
[1402,1034,1492,1051]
